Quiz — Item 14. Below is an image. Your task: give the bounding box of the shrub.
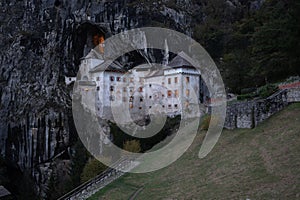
[80,159,107,183]
[241,87,256,94]
[258,84,278,98]
[200,115,211,130]
[237,93,255,100]
[123,140,141,153]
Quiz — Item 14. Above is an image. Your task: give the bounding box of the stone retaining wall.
[287,88,300,102]
[224,88,300,129]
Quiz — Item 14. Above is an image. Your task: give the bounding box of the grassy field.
[89,103,300,200]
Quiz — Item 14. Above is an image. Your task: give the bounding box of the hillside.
[89,103,300,199]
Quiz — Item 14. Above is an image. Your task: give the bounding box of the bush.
[80,159,107,183]
[237,84,278,100]
[200,115,211,130]
[123,140,141,153]
[237,93,255,100]
[241,87,256,94]
[110,116,181,152]
[258,84,278,98]
[200,115,223,130]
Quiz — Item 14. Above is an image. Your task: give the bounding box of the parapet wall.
[224,88,300,129]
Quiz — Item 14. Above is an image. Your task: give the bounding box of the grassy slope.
[89,103,300,200]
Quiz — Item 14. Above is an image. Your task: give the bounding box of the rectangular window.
[123,77,127,82]
[186,89,190,97]
[140,97,143,102]
[123,87,127,92]
[174,90,179,97]
[110,76,114,81]
[185,101,189,108]
[110,86,114,92]
[174,77,178,84]
[168,78,171,84]
[130,78,134,83]
[149,84,152,87]
[109,95,115,101]
[186,77,190,83]
[129,87,134,93]
[129,96,134,102]
[139,87,143,92]
[162,105,165,108]
[174,104,178,108]
[168,104,172,108]
[149,95,152,99]
[139,78,144,83]
[139,107,142,110]
[97,86,100,91]
[96,77,100,81]
[130,103,133,109]
[167,90,172,98]
[117,77,121,82]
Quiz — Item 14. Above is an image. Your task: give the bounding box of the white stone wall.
[79,58,104,80]
[164,74,182,115]
[65,77,76,85]
[76,57,207,122]
[144,75,166,114]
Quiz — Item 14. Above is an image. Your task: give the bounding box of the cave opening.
[72,23,107,74]
[54,0,61,7]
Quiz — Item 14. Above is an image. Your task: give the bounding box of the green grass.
[89,103,300,200]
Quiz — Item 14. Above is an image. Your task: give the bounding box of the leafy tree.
[123,140,141,153]
[219,0,300,91]
[249,0,300,82]
[80,159,107,183]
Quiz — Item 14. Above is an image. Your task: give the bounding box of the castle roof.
[89,60,125,73]
[81,49,104,60]
[167,51,195,69]
[143,64,170,78]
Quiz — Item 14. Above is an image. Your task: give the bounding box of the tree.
[69,140,89,187]
[250,0,300,82]
[80,159,107,183]
[123,140,141,153]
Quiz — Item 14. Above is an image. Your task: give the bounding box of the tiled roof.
[167,51,194,68]
[89,60,125,73]
[83,49,104,60]
[144,64,170,78]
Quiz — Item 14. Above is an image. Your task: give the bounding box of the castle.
[73,49,210,123]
